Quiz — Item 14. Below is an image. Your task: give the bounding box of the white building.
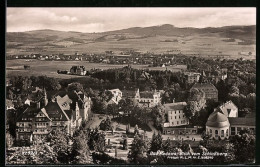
[163,101,189,127]
[108,89,122,105]
[206,100,255,140]
[184,72,201,84]
[134,89,161,108]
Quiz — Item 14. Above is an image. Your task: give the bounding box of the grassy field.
[6,59,186,78]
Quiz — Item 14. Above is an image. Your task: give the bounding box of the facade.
[16,90,92,141]
[134,89,161,108]
[206,100,255,140]
[184,72,201,84]
[163,101,189,127]
[108,89,122,104]
[190,83,218,101]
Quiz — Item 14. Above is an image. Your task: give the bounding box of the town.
[6,54,256,164]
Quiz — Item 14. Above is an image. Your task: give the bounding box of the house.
[190,83,218,101]
[134,89,161,108]
[206,100,255,140]
[108,89,122,105]
[184,72,201,84]
[163,101,189,127]
[15,90,92,141]
[70,66,86,75]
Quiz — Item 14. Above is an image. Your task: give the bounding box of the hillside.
[6,24,256,57]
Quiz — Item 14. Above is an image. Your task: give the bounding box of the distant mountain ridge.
[6,24,256,56]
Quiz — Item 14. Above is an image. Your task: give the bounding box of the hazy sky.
[7,8,256,32]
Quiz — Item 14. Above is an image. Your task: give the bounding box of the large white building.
[206,100,255,140]
[134,89,161,108]
[163,101,189,127]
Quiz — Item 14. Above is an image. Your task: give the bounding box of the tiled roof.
[206,111,230,128]
[44,101,70,121]
[228,117,255,126]
[16,106,41,122]
[164,102,187,111]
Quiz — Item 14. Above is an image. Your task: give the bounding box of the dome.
[206,111,230,128]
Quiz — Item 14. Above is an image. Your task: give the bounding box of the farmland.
[6,59,186,78]
[6,24,256,58]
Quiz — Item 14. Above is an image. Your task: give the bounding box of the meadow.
[6,59,186,78]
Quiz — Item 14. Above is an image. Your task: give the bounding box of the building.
[16,90,92,141]
[190,83,218,101]
[206,100,255,140]
[134,89,161,108]
[163,101,189,127]
[184,72,201,84]
[70,66,86,75]
[108,89,122,104]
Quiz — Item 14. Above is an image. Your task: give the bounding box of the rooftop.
[228,117,255,126]
[164,102,187,111]
[206,111,230,128]
[191,83,217,91]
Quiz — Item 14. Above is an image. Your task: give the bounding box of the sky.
[7,8,256,33]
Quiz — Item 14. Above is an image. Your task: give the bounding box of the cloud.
[7,8,256,32]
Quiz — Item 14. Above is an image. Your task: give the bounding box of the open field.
[6,59,186,78]
[6,25,256,58]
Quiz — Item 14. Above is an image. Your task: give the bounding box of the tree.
[99,117,112,131]
[88,128,106,152]
[46,129,71,164]
[128,134,149,164]
[149,133,163,153]
[230,129,255,163]
[6,132,14,148]
[163,138,173,152]
[67,82,84,92]
[107,104,119,118]
[134,125,139,135]
[48,78,61,91]
[71,130,91,164]
[123,137,128,150]
[229,86,239,95]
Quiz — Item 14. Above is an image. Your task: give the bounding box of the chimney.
[37,102,40,109]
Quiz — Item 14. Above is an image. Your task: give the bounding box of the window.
[210,129,212,136]
[226,129,229,136]
[177,121,179,125]
[237,127,241,134]
[215,130,218,138]
[175,116,176,119]
[221,130,224,137]
[231,127,236,135]
[179,115,181,119]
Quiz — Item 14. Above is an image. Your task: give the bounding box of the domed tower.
[206,111,230,140]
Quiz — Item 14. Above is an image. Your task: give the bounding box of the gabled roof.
[44,101,70,121]
[214,101,238,117]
